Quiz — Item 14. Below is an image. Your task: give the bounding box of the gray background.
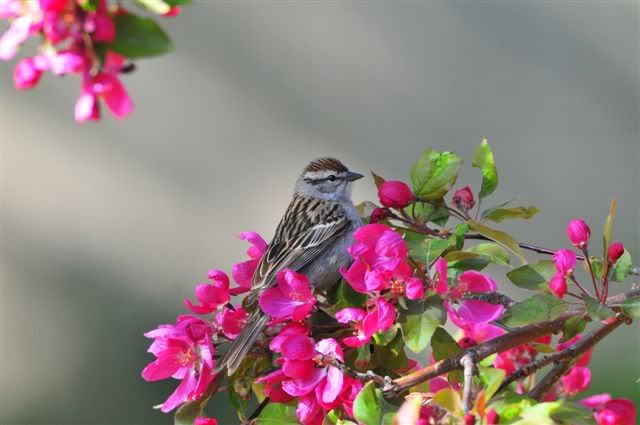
[1,1,638,424]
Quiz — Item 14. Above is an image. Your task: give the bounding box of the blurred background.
[1,2,638,424]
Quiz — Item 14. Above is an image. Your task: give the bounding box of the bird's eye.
[328,175,337,182]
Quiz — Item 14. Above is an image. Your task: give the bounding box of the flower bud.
[14,58,42,90]
[163,6,182,17]
[553,249,576,275]
[458,336,477,349]
[608,242,624,264]
[370,207,391,224]
[566,219,591,248]
[464,413,476,425]
[452,186,475,211]
[486,409,499,424]
[378,181,414,209]
[549,273,567,298]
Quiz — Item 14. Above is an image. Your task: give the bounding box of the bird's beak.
[346,171,364,181]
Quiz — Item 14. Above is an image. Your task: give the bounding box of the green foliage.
[353,382,384,425]
[403,231,449,264]
[400,297,446,353]
[472,138,498,199]
[512,400,596,425]
[621,296,640,318]
[78,0,99,11]
[502,294,568,327]
[433,388,462,416]
[583,294,615,320]
[467,242,511,267]
[560,314,586,342]
[410,149,463,200]
[602,199,617,268]
[468,221,526,263]
[330,280,367,313]
[174,398,208,425]
[478,366,506,401]
[611,250,633,282]
[431,327,462,361]
[256,403,299,425]
[482,206,539,223]
[112,13,174,58]
[407,202,450,227]
[507,260,555,291]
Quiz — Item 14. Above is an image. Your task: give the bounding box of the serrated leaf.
[354,382,383,425]
[482,206,539,223]
[472,138,498,199]
[479,366,506,401]
[467,221,526,263]
[583,294,615,320]
[112,13,174,58]
[256,403,299,425]
[621,296,640,318]
[401,299,446,353]
[506,260,556,291]
[433,388,462,416]
[410,149,463,200]
[560,314,586,342]
[611,250,632,282]
[502,294,568,327]
[431,327,462,361]
[467,242,511,266]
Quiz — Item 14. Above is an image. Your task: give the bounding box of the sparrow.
[216,157,363,375]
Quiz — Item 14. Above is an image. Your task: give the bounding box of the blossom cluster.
[0,0,184,122]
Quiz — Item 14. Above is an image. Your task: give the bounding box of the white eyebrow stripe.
[303,170,347,180]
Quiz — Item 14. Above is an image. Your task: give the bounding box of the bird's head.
[295,157,363,201]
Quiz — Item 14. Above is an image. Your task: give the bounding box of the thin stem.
[568,275,590,297]
[582,248,600,300]
[528,314,627,401]
[246,397,270,422]
[463,292,516,308]
[316,354,387,386]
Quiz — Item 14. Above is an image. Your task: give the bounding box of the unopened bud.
[566,219,591,248]
[608,242,624,264]
[464,413,476,425]
[378,181,414,209]
[486,409,499,424]
[370,207,392,223]
[452,186,475,211]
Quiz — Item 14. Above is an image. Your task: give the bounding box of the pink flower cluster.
[141,231,267,413]
[257,324,361,425]
[581,393,637,425]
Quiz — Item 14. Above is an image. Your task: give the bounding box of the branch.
[315,354,388,386]
[527,313,628,401]
[464,234,585,260]
[496,348,577,394]
[382,289,640,398]
[460,352,477,413]
[463,292,516,308]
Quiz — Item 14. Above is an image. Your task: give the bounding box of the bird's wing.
[247,197,350,301]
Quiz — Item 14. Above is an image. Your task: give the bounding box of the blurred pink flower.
[184,270,230,314]
[231,231,267,294]
[378,180,414,208]
[194,417,218,425]
[442,270,504,329]
[561,366,591,395]
[214,305,247,339]
[259,269,316,321]
[255,369,295,403]
[581,394,637,425]
[553,249,576,274]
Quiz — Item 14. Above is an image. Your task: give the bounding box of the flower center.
[177,349,195,367]
[390,278,404,296]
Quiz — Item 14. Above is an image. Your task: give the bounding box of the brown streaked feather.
[303,157,349,174]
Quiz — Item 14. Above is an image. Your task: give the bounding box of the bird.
[216,157,364,376]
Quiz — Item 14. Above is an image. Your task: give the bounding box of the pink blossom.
[452,186,475,211]
[462,322,505,344]
[369,207,392,224]
[13,57,44,89]
[259,269,316,320]
[443,270,504,328]
[87,0,115,42]
[608,242,624,264]
[581,394,637,425]
[49,51,84,75]
[231,231,267,294]
[485,409,499,424]
[142,318,216,412]
[567,219,591,248]
[336,297,397,347]
[432,258,448,294]
[378,180,414,209]
[194,418,218,425]
[255,369,294,403]
[549,273,568,298]
[561,366,591,395]
[214,305,247,339]
[556,335,592,367]
[553,249,576,274]
[0,15,34,60]
[163,6,182,17]
[269,322,310,352]
[184,270,230,314]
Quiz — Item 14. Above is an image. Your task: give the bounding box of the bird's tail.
[215,310,269,376]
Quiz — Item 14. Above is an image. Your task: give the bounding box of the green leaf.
[472,138,498,199]
[376,332,409,371]
[433,388,462,416]
[431,327,462,361]
[583,294,615,320]
[353,382,383,425]
[78,0,99,11]
[602,199,617,267]
[621,296,640,318]
[407,201,450,227]
[467,221,526,263]
[112,13,174,58]
[174,398,208,425]
[479,366,506,401]
[403,231,449,264]
[611,250,633,282]
[489,394,534,421]
[330,280,367,313]
[482,206,539,223]
[502,294,568,327]
[560,314,586,342]
[401,298,446,353]
[410,149,463,200]
[165,0,191,5]
[512,400,595,425]
[506,260,556,291]
[256,403,300,425]
[135,0,172,14]
[467,242,511,266]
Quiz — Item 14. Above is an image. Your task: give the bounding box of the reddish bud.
[458,336,477,349]
[553,249,577,275]
[370,207,391,223]
[452,186,475,211]
[486,409,499,424]
[378,181,414,209]
[464,413,476,425]
[608,242,624,264]
[549,273,567,298]
[163,6,182,17]
[566,219,591,248]
[14,57,42,90]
